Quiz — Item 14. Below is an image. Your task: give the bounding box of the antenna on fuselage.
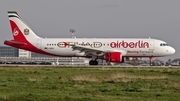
[149,37,151,39]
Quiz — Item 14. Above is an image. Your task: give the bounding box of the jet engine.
[104,52,124,63]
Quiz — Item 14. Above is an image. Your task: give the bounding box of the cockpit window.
[160,43,168,46]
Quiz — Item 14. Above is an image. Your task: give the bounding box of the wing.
[71,44,127,56]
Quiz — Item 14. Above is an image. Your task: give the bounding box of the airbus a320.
[4,11,175,65]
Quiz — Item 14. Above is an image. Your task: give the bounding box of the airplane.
[4,11,175,65]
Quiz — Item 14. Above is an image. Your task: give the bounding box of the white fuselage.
[29,38,175,57]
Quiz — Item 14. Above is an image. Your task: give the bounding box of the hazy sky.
[0,0,179,61]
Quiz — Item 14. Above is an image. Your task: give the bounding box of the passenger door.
[149,40,154,50]
[36,39,42,49]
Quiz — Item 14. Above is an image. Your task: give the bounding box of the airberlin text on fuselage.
[110,40,149,48]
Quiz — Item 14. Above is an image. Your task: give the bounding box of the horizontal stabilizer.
[4,40,27,46]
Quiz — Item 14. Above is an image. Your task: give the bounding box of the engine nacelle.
[104,52,124,63]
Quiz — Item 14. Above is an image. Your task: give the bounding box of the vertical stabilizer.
[8,11,41,41]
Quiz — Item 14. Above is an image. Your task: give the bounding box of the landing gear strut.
[149,57,153,66]
[89,60,98,65]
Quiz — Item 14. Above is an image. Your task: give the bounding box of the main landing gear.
[89,60,98,65]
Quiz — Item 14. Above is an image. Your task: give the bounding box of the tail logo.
[13,28,19,36]
[24,28,29,35]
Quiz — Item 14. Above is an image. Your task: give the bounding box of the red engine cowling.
[104,52,123,63]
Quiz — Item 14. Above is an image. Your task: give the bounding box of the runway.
[0,64,180,68]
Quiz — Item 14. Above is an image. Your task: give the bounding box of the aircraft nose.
[169,47,175,54]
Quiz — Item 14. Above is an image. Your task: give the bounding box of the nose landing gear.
[149,56,153,66]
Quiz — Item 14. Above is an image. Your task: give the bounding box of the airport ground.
[0,65,180,101]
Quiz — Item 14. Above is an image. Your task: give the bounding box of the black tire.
[89,60,98,65]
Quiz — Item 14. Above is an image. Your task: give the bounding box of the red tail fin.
[9,20,26,41]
